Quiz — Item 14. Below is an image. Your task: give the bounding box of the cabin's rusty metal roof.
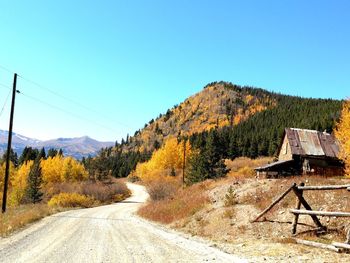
[285,128,339,158]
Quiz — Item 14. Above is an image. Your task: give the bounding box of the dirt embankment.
[163,176,350,262]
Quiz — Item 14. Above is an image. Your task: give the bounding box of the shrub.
[48,193,96,208]
[146,178,179,201]
[224,186,237,206]
[81,181,130,202]
[237,166,255,177]
[226,157,272,176]
[44,181,130,204]
[128,174,141,183]
[139,180,210,224]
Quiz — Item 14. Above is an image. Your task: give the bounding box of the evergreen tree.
[170,167,176,177]
[186,151,209,184]
[19,146,32,165]
[2,148,19,167]
[38,147,46,160]
[153,140,161,150]
[25,159,43,203]
[58,149,64,157]
[186,131,228,185]
[47,148,58,158]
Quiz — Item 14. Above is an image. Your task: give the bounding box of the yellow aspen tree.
[0,162,16,203]
[41,155,64,184]
[9,160,34,206]
[62,157,88,182]
[134,138,192,181]
[335,99,350,175]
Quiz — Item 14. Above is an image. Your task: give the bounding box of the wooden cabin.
[255,128,344,178]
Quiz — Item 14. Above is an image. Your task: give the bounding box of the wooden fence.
[252,182,350,253]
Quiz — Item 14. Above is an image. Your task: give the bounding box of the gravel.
[0,183,246,263]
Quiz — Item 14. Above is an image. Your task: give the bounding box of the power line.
[0,63,134,131]
[19,90,121,135]
[0,89,11,118]
[0,64,14,75]
[17,74,133,130]
[19,75,103,116]
[0,82,11,90]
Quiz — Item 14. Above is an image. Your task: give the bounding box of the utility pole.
[182,139,186,188]
[2,73,18,213]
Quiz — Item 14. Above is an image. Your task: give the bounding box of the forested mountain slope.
[189,83,342,159]
[90,81,342,178]
[124,81,341,155]
[123,82,276,153]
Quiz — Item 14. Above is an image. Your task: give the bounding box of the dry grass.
[48,193,96,208]
[137,174,350,260]
[44,180,131,204]
[171,175,350,246]
[81,181,131,203]
[138,180,211,224]
[145,178,180,201]
[226,157,273,178]
[0,204,61,237]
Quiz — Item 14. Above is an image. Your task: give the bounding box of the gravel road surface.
[0,183,246,263]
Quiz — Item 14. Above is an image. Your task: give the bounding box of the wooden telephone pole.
[2,73,18,213]
[182,139,186,187]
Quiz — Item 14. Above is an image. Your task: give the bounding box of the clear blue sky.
[0,0,349,142]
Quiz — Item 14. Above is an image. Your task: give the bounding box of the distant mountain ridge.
[0,130,114,159]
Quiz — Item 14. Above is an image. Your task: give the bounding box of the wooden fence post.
[292,182,304,235]
[292,185,325,232]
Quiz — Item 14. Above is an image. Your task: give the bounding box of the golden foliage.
[226,157,273,178]
[335,99,350,175]
[128,83,276,153]
[0,162,16,205]
[134,138,191,181]
[48,193,96,208]
[0,162,16,191]
[41,156,88,185]
[8,161,33,206]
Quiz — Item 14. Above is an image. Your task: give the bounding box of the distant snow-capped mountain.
[0,130,114,159]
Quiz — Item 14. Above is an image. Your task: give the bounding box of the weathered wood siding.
[278,135,293,161]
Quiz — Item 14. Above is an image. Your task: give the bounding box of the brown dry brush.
[139,180,211,224]
[0,204,59,237]
[146,179,180,201]
[44,180,130,204]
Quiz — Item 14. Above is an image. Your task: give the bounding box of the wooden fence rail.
[252,181,350,253]
[297,185,350,191]
[290,209,350,217]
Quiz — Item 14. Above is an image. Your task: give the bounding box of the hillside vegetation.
[89,81,342,180]
[124,82,276,153]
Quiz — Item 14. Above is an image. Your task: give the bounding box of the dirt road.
[0,183,245,263]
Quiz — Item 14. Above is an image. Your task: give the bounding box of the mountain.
[87,81,342,179]
[122,81,342,156]
[0,130,114,159]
